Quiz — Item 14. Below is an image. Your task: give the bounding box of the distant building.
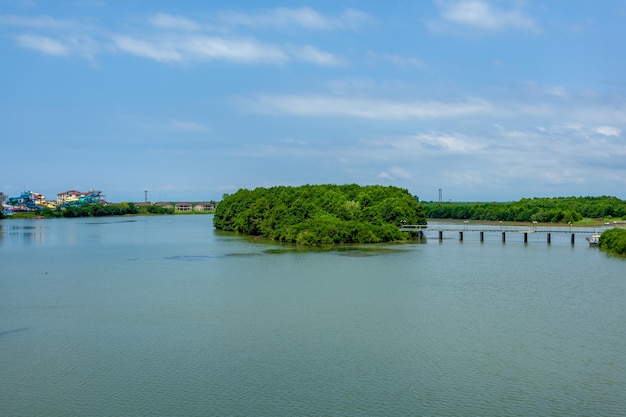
[175,202,192,211]
[153,202,174,209]
[57,190,87,205]
[168,202,215,212]
[57,190,104,206]
[193,202,216,211]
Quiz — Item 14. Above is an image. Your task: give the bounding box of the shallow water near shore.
[1,215,625,416]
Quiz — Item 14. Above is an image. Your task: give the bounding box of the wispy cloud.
[367,51,427,70]
[242,94,494,120]
[3,10,342,66]
[595,126,621,137]
[217,7,370,31]
[434,0,539,32]
[378,166,412,180]
[149,13,200,31]
[291,45,344,66]
[13,34,70,55]
[112,35,289,64]
[113,36,182,62]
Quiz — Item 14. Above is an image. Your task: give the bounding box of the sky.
[1,0,626,203]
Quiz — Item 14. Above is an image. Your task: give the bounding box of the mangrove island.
[213,184,427,246]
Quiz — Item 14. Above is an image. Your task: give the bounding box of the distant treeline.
[60,202,174,217]
[214,184,427,245]
[421,196,626,224]
[4,202,174,218]
[599,228,626,256]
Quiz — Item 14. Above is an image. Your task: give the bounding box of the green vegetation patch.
[213,184,427,246]
[422,196,626,224]
[599,228,626,256]
[3,202,175,219]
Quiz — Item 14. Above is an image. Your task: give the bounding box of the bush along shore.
[2,202,174,218]
[213,184,427,246]
[599,228,626,256]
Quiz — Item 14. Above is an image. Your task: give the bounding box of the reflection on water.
[1,222,46,245]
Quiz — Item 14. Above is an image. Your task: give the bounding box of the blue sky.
[2,0,625,203]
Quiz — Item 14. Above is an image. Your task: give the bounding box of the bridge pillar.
[459,231,463,241]
[439,231,443,241]
[547,233,551,244]
[480,231,484,242]
[502,232,506,243]
[418,231,423,240]
[571,233,575,245]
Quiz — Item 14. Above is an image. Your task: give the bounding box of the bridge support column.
[502,232,506,243]
[459,231,463,241]
[439,231,443,241]
[571,233,575,245]
[480,231,484,242]
[418,231,423,240]
[524,232,528,243]
[547,233,551,244]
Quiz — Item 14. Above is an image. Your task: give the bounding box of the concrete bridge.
[399,223,612,244]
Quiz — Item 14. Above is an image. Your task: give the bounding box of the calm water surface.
[1,215,625,416]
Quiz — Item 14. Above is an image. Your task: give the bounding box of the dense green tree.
[213,184,426,245]
[599,228,626,255]
[421,196,625,224]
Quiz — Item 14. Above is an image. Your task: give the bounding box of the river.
[1,215,625,416]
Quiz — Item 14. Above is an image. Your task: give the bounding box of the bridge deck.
[399,225,611,234]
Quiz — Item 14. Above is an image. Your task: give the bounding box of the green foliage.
[598,228,626,255]
[213,184,426,245]
[421,196,626,224]
[1,201,177,219]
[61,202,140,217]
[144,204,175,214]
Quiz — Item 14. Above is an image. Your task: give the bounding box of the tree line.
[213,184,427,246]
[421,196,626,223]
[2,202,174,218]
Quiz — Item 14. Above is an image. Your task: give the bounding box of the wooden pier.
[399,224,611,245]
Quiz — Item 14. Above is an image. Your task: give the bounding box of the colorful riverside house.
[4,191,55,213]
[56,190,105,207]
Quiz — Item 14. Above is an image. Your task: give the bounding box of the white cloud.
[183,36,287,63]
[292,45,344,66]
[436,0,539,32]
[244,95,494,120]
[545,86,568,98]
[4,11,340,67]
[112,35,291,64]
[367,51,427,70]
[113,36,182,62]
[218,7,369,31]
[595,126,621,137]
[381,166,412,180]
[13,34,69,55]
[363,133,488,159]
[149,13,200,31]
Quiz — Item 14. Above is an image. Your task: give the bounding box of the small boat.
[586,234,600,246]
